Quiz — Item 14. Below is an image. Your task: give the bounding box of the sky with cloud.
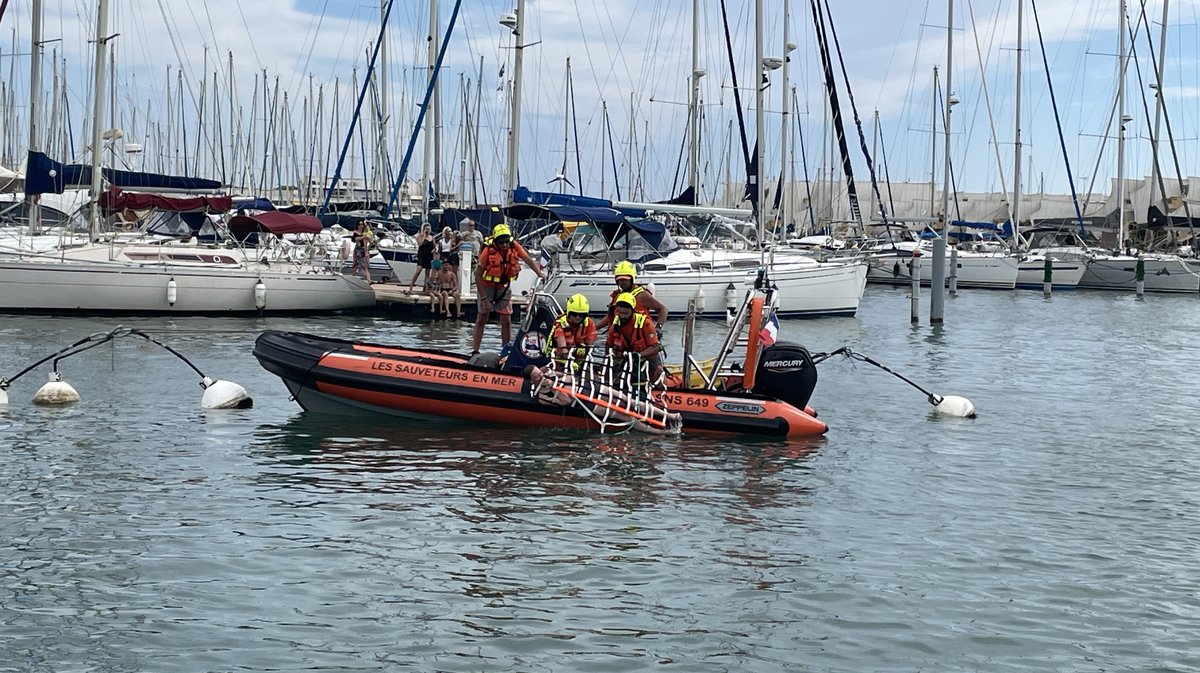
[5,0,1200,210]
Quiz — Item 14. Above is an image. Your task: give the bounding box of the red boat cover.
[228,211,323,236]
[100,186,233,213]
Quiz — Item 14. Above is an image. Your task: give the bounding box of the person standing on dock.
[472,224,546,355]
[351,221,374,283]
[595,260,668,330]
[459,218,483,255]
[408,223,435,292]
[438,226,461,277]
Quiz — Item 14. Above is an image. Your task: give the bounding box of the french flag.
[758,312,780,347]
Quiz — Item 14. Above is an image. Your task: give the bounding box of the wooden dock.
[370,282,526,319]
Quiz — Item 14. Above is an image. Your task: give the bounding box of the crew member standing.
[472,224,545,354]
[595,260,668,330]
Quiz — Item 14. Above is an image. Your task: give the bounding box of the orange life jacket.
[607,284,652,317]
[479,242,525,284]
[545,315,597,359]
[606,312,659,354]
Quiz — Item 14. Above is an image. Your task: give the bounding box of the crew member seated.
[605,291,664,384]
[545,293,598,370]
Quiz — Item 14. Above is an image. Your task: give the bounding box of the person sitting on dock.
[437,258,462,319]
[472,224,546,355]
[595,260,668,331]
[426,258,448,317]
[545,293,598,370]
[605,291,665,384]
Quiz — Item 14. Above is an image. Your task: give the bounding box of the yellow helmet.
[613,260,637,280]
[492,223,512,239]
[614,292,638,309]
[565,293,589,315]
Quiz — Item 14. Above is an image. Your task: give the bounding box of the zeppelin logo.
[716,401,766,415]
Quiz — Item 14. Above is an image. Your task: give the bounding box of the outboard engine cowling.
[754,341,818,411]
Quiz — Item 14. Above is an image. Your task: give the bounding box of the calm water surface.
[2,287,1199,672]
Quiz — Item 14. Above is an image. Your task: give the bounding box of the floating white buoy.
[254,280,267,311]
[932,394,976,418]
[34,372,80,405]
[0,387,8,405]
[200,376,252,409]
[167,277,178,306]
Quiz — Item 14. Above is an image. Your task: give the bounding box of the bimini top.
[503,202,627,225]
[228,211,323,237]
[25,150,223,195]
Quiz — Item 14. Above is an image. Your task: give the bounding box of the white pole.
[754,0,766,245]
[1116,0,1128,253]
[26,0,43,235]
[88,0,112,244]
[931,0,952,323]
[505,0,526,202]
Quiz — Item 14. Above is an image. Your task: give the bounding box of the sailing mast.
[754,0,765,245]
[1011,0,1024,243]
[687,0,702,195]
[88,0,112,244]
[504,0,526,203]
[779,0,791,232]
[26,0,42,235]
[1116,0,1128,252]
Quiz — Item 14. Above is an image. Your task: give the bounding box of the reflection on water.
[5,290,1200,672]
[250,413,823,518]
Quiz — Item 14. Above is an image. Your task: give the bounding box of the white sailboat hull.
[545,260,868,318]
[868,251,1019,289]
[0,258,375,313]
[1080,256,1200,293]
[1015,258,1087,290]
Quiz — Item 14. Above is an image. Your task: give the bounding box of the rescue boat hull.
[254,330,828,438]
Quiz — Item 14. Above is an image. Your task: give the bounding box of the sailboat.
[1073,0,1200,293]
[0,0,374,314]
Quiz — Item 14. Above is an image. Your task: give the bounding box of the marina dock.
[370,282,527,319]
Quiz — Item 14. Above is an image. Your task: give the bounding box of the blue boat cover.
[25,150,222,195]
[503,202,627,225]
[510,186,649,217]
[233,198,276,212]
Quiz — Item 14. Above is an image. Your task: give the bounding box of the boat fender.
[33,372,80,405]
[695,287,706,312]
[167,278,178,306]
[254,280,267,311]
[932,394,975,418]
[725,282,737,311]
[200,376,253,409]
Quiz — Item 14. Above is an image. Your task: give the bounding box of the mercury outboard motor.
[753,341,818,410]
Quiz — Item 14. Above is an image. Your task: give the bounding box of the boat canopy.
[24,150,223,195]
[504,202,627,225]
[228,211,323,237]
[233,198,276,212]
[101,186,232,214]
